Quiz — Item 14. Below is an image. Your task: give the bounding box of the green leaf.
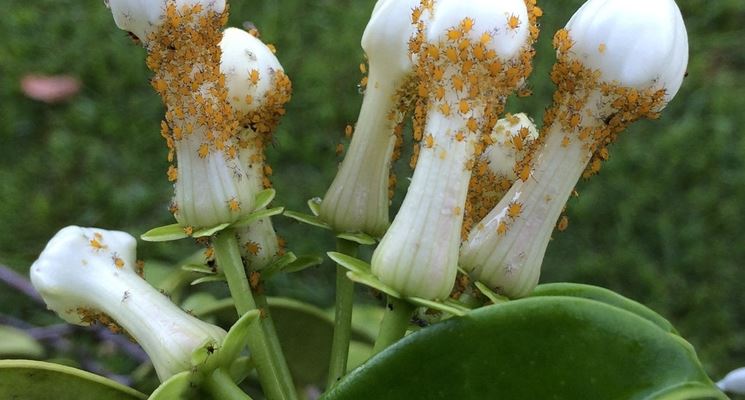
[219,310,261,367]
[282,255,324,273]
[192,223,231,238]
[283,210,332,230]
[327,252,372,275]
[336,232,377,245]
[190,276,226,286]
[230,207,285,229]
[0,325,44,359]
[0,360,146,400]
[140,223,188,242]
[148,371,191,400]
[307,197,323,216]
[254,188,276,210]
[322,297,724,400]
[530,282,675,333]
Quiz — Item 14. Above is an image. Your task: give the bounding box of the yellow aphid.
[184,226,194,236]
[228,198,241,212]
[453,206,463,215]
[455,131,465,142]
[204,247,214,260]
[359,63,367,74]
[561,136,570,148]
[245,241,261,256]
[598,43,607,54]
[411,7,423,23]
[336,143,345,156]
[439,149,447,160]
[435,86,445,101]
[480,32,492,45]
[198,143,209,158]
[497,221,508,236]
[452,75,464,92]
[345,124,353,138]
[424,134,435,149]
[507,202,523,219]
[466,118,478,132]
[112,255,125,269]
[557,216,569,232]
[167,165,178,182]
[461,17,474,33]
[249,69,260,85]
[459,99,470,114]
[446,47,458,63]
[440,103,451,116]
[507,14,521,30]
[89,237,106,252]
[447,28,462,41]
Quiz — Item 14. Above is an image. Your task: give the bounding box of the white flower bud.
[718,367,745,395]
[30,226,227,381]
[319,0,420,236]
[107,0,226,45]
[565,0,688,103]
[219,28,290,268]
[371,0,535,300]
[460,0,689,298]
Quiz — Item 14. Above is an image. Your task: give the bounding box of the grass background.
[1,0,744,389]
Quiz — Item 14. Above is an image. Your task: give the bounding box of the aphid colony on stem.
[460,0,688,298]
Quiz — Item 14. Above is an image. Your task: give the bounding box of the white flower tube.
[460,0,689,298]
[30,226,227,381]
[319,0,420,237]
[220,27,291,268]
[371,0,537,300]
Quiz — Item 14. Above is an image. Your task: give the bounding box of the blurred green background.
[1,0,744,391]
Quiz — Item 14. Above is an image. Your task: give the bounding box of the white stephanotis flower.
[220,27,292,268]
[460,0,689,298]
[30,226,227,381]
[107,0,227,45]
[319,0,421,237]
[371,0,537,300]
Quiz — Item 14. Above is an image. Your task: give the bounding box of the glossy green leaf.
[336,232,377,246]
[322,297,725,400]
[253,188,276,211]
[0,360,146,400]
[530,282,675,333]
[0,325,44,359]
[230,207,285,229]
[307,197,323,216]
[283,210,332,230]
[140,223,188,242]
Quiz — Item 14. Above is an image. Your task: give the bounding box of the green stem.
[204,368,255,400]
[326,238,358,388]
[254,292,299,396]
[213,230,297,400]
[372,296,416,354]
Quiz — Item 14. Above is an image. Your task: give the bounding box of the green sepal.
[346,271,401,299]
[328,252,401,298]
[148,371,191,400]
[0,325,44,359]
[218,310,261,367]
[307,197,322,216]
[284,210,332,230]
[0,360,146,400]
[230,207,285,229]
[336,232,377,245]
[327,252,372,275]
[253,188,276,211]
[181,264,215,274]
[228,356,255,383]
[473,281,510,304]
[192,223,231,238]
[406,297,468,317]
[321,296,725,400]
[280,254,324,274]
[140,223,189,242]
[261,252,298,276]
[190,276,226,286]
